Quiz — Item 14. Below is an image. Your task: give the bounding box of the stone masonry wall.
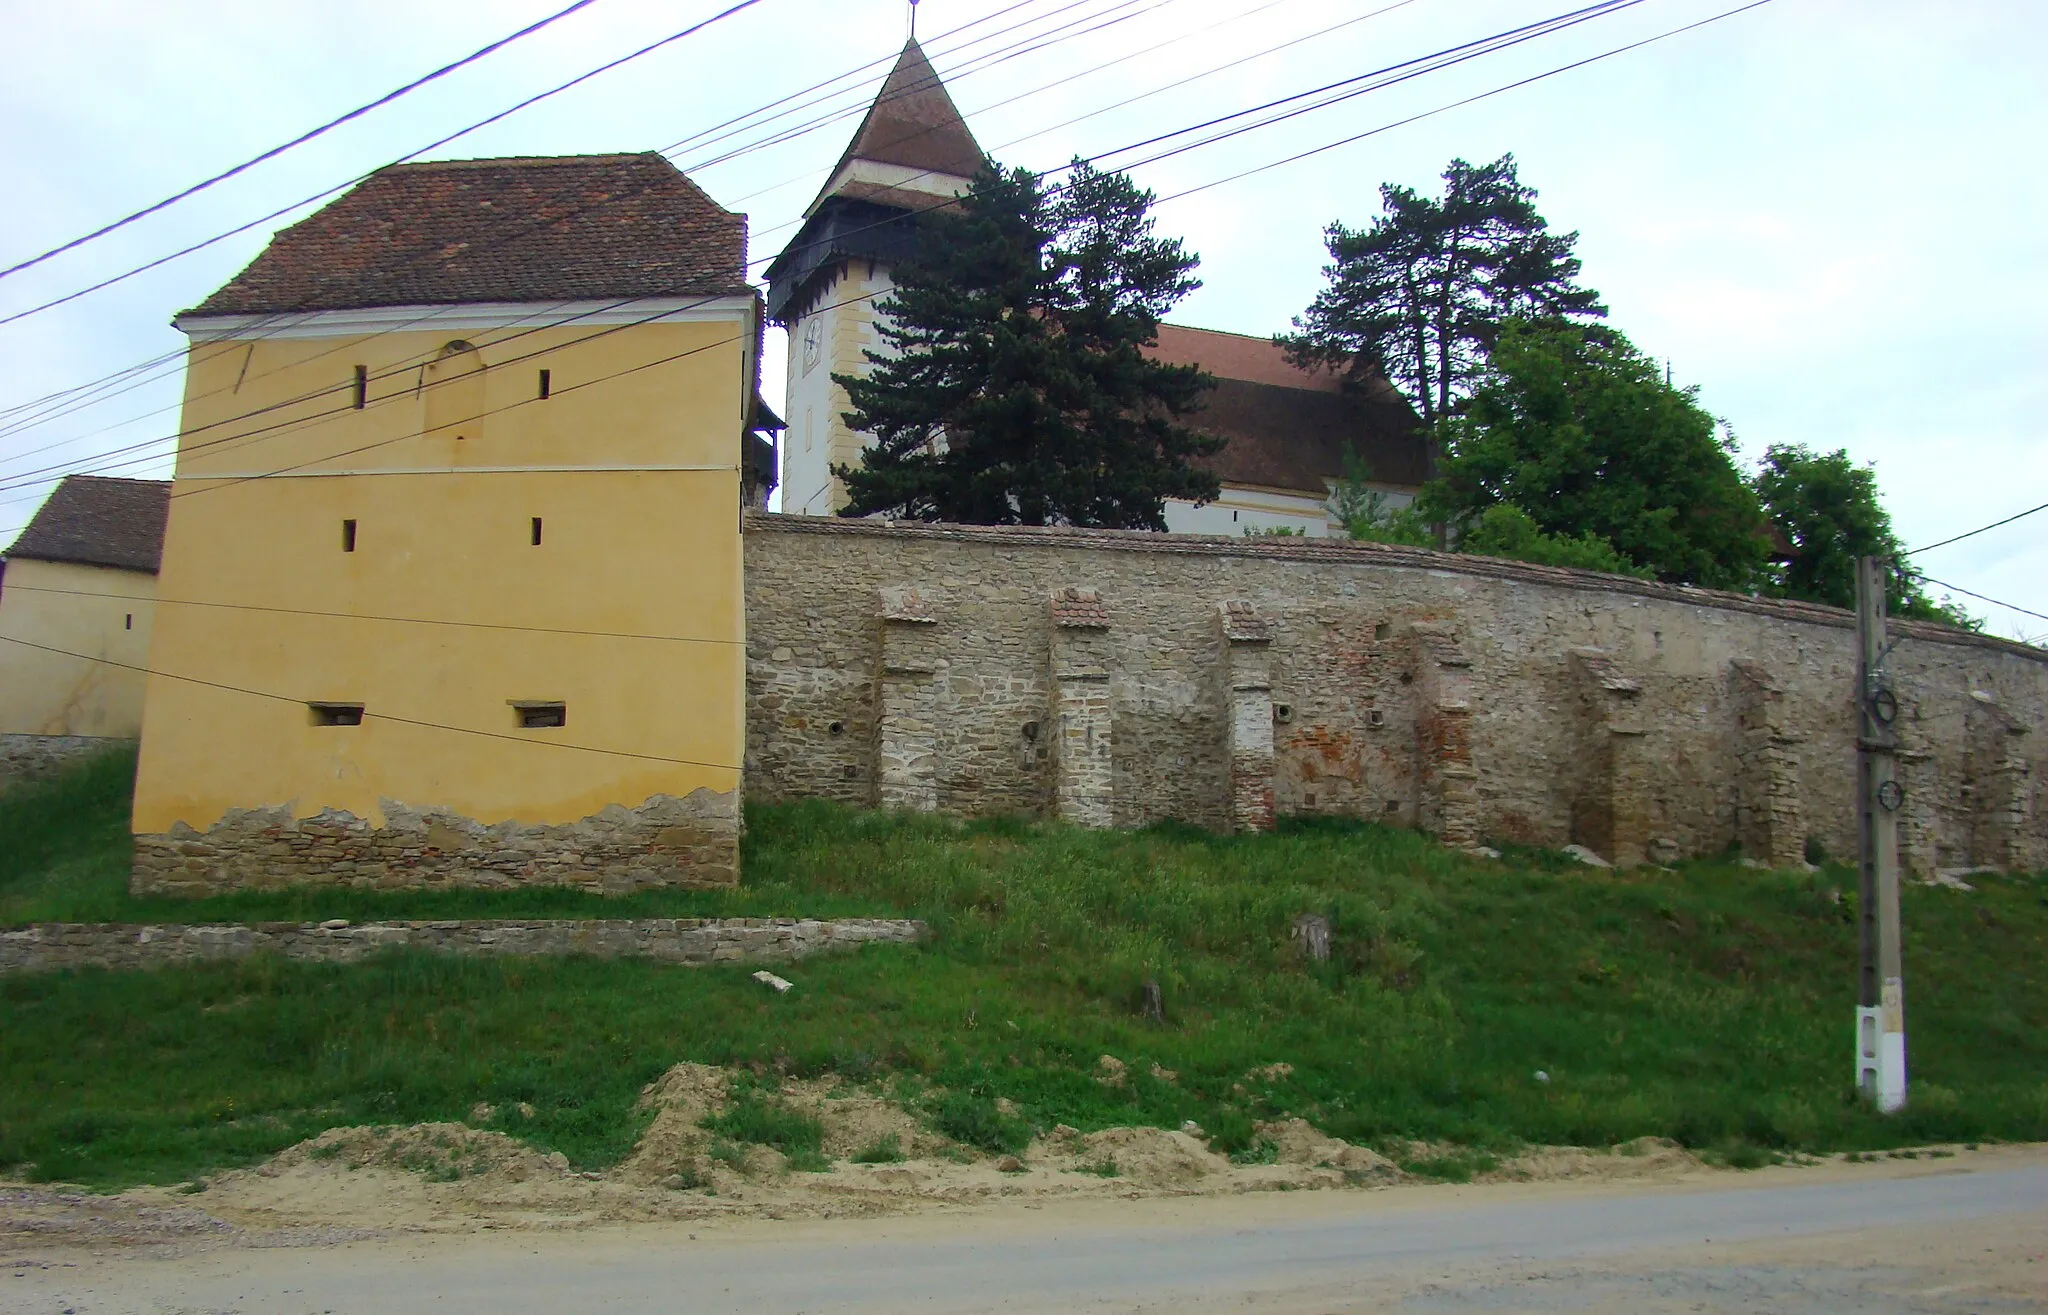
[0,734,129,791]
[742,514,2048,870]
[132,789,737,897]
[0,917,925,976]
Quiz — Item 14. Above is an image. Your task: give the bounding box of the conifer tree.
[835,160,1220,529]
[1281,154,1604,462]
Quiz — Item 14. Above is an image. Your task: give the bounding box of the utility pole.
[1854,555,1907,1112]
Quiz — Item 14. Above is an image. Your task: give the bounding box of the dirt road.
[9,1150,2046,1313]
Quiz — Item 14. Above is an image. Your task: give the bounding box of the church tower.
[763,38,985,515]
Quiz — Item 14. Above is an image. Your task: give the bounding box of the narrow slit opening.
[538,368,551,400]
[342,519,357,552]
[351,365,367,410]
[531,517,543,546]
[309,702,364,727]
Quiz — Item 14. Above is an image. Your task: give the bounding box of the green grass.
[703,1082,829,1171]
[2,749,2047,1188]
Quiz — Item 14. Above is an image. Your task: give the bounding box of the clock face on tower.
[802,317,823,375]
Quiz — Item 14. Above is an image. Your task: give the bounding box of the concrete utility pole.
[1854,555,1907,1112]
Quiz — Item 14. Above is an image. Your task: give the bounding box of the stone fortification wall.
[743,514,2047,871]
[0,734,129,790]
[0,916,924,975]
[131,790,737,898]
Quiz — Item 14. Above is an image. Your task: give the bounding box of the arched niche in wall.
[423,340,486,442]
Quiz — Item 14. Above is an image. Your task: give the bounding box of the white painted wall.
[780,263,895,517]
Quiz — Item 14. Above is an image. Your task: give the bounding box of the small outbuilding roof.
[5,475,170,574]
[186,153,749,317]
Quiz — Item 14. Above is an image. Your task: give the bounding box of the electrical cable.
[0,0,768,329]
[5,0,1679,508]
[1904,500,2048,557]
[0,0,1092,455]
[0,633,739,770]
[0,582,741,646]
[1903,573,2048,626]
[0,0,606,283]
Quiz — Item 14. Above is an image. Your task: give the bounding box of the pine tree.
[835,160,1220,529]
[1280,154,1605,461]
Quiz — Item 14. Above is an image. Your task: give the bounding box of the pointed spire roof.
[809,38,985,214]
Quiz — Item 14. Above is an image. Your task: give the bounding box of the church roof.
[186,154,749,317]
[4,475,170,575]
[1144,325,1426,496]
[810,38,985,213]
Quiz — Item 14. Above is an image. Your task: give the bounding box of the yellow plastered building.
[131,153,777,894]
[0,476,168,754]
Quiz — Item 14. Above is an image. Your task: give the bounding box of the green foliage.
[5,769,2048,1188]
[850,1133,904,1164]
[1752,443,1977,628]
[703,1083,828,1171]
[929,1088,1031,1156]
[1282,154,1603,431]
[836,159,1221,529]
[1325,451,1433,546]
[0,742,138,924]
[1422,320,1770,588]
[1457,504,1649,577]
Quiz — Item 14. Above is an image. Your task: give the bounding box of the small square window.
[512,701,566,729]
[309,702,364,727]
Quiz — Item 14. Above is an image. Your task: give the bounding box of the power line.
[1155,0,1776,202]
[0,0,769,329]
[0,0,605,284]
[0,0,1217,489]
[0,583,743,646]
[1905,500,2048,556]
[0,0,1735,540]
[0,0,1085,456]
[5,0,1677,511]
[0,633,738,770]
[1905,572,2048,626]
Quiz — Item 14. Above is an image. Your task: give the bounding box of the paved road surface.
[11,1162,2047,1313]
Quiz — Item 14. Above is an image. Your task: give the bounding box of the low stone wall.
[0,734,129,790]
[131,790,738,897]
[0,917,926,975]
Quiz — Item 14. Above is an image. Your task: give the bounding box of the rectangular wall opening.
[124,613,133,630]
[538,368,551,399]
[352,365,368,410]
[342,519,357,552]
[512,701,566,729]
[308,702,365,727]
[531,517,543,546]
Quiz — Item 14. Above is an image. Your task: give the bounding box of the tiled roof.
[817,39,985,201]
[1144,324,1427,497]
[1050,587,1109,629]
[1148,324,1342,394]
[188,154,749,316]
[5,476,170,574]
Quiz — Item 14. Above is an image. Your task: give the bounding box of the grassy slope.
[2,747,2045,1188]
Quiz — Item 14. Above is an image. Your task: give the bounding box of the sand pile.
[5,1066,1724,1244]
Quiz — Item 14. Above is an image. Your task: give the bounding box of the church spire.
[805,34,986,216]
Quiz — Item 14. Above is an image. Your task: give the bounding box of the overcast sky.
[2,0,2042,638]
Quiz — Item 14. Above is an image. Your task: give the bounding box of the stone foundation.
[0,734,130,790]
[131,789,737,897]
[0,916,924,975]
